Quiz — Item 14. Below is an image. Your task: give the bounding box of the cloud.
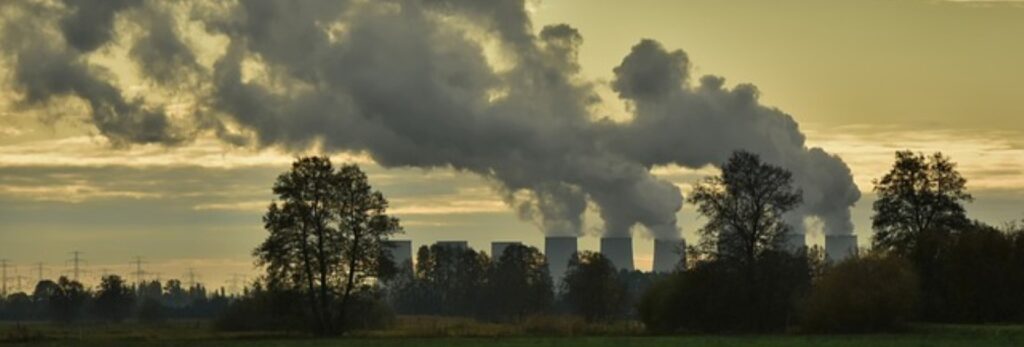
[0,0,862,239]
[606,40,861,236]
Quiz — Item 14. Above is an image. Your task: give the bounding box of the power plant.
[434,241,469,251]
[385,240,413,269]
[784,232,807,253]
[490,241,521,261]
[652,239,686,273]
[600,237,635,271]
[825,234,858,262]
[544,236,577,283]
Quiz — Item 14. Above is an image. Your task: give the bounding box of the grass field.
[3,318,1024,347]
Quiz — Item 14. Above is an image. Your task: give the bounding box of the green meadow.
[4,319,1024,347]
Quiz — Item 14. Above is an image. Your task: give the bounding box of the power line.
[66,251,87,283]
[130,256,147,285]
[35,262,48,284]
[13,274,27,293]
[227,273,247,295]
[185,268,199,289]
[0,259,9,297]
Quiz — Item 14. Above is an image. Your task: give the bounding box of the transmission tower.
[226,273,247,296]
[13,274,26,293]
[185,268,199,289]
[66,251,87,282]
[130,256,147,285]
[35,262,48,283]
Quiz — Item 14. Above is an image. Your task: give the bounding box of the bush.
[926,223,1024,323]
[215,286,306,332]
[801,253,919,333]
[340,288,396,331]
[137,298,166,324]
[639,251,811,333]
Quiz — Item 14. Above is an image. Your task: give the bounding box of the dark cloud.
[1,1,187,145]
[611,39,688,101]
[59,0,140,52]
[128,3,201,85]
[0,0,860,238]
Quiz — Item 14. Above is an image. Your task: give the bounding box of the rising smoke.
[0,0,859,238]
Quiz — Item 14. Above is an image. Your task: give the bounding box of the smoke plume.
[0,0,859,238]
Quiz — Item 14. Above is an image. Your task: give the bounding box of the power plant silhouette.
[385,233,857,280]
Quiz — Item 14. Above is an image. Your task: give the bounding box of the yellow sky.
[533,0,1024,131]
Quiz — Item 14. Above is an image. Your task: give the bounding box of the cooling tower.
[600,237,635,271]
[434,241,468,251]
[825,234,858,262]
[545,236,577,283]
[384,240,413,269]
[652,238,686,273]
[491,241,521,261]
[784,232,807,253]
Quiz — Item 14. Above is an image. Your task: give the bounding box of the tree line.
[212,153,1024,335]
[6,152,1022,336]
[640,150,1024,333]
[0,275,232,323]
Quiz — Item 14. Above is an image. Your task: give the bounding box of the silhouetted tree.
[0,292,32,321]
[640,152,811,333]
[801,253,919,333]
[47,277,88,324]
[561,251,627,322]
[163,279,189,308]
[638,250,812,333]
[927,221,1024,322]
[255,157,401,335]
[412,244,489,316]
[32,280,59,319]
[688,150,803,267]
[93,275,135,323]
[871,151,972,256]
[483,244,553,321]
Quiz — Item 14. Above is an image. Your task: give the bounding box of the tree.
[93,275,135,323]
[561,251,627,322]
[32,280,59,320]
[688,150,803,267]
[483,244,554,321]
[255,157,402,335]
[871,151,972,256]
[801,253,919,333]
[47,277,88,324]
[412,244,489,316]
[927,221,1024,322]
[0,292,32,321]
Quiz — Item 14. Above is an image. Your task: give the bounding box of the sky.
[0,0,1022,293]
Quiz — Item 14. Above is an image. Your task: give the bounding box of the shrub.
[801,253,919,333]
[340,288,396,331]
[639,251,812,333]
[215,285,306,332]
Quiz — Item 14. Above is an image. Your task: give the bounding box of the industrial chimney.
[784,232,807,253]
[652,238,685,273]
[600,237,635,271]
[545,236,577,284]
[384,240,413,269]
[434,241,469,251]
[825,234,857,262]
[491,241,521,261]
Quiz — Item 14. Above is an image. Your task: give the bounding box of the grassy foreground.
[3,318,1024,347]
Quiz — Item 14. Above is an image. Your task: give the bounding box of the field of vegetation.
[4,318,1024,347]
